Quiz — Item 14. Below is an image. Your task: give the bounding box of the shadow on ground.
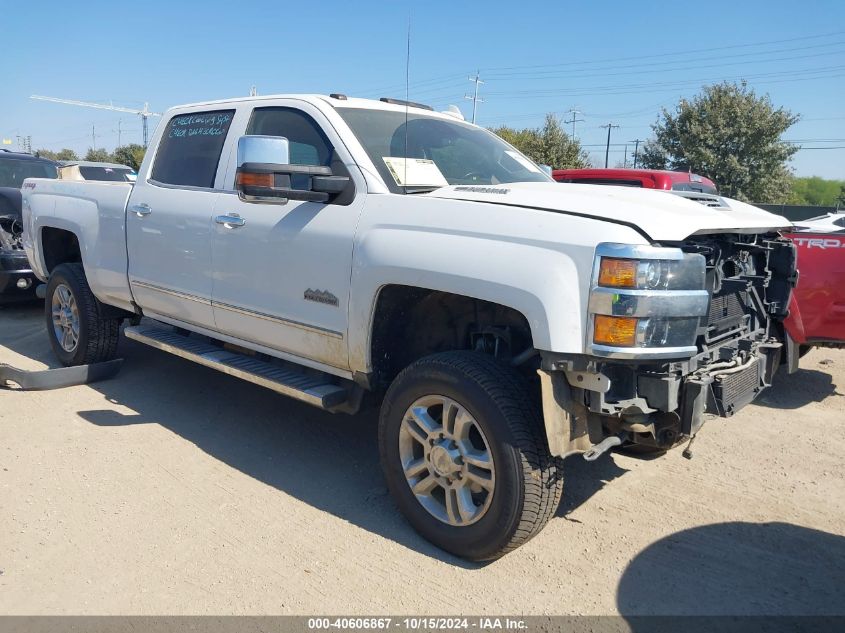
[754,362,842,409]
[617,521,845,619]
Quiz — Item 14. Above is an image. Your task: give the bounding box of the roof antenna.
[403,10,411,193]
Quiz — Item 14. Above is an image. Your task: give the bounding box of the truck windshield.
[336,108,552,193]
[0,158,58,188]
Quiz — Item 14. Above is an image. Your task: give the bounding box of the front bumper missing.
[0,359,123,391]
[539,342,781,457]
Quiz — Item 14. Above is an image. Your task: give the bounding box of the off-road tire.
[45,263,120,366]
[379,351,563,561]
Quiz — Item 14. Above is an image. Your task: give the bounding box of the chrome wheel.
[51,283,80,353]
[398,395,496,526]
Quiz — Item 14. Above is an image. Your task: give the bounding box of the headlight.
[597,256,704,290]
[588,244,708,358]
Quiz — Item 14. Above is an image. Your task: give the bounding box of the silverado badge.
[304,289,339,307]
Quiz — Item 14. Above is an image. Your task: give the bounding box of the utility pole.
[600,123,620,168]
[464,71,484,124]
[116,120,122,147]
[630,138,643,168]
[623,144,628,168]
[564,108,584,139]
[91,124,96,151]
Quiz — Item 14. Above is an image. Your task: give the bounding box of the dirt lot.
[1,301,843,616]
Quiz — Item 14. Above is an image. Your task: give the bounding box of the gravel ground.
[1,301,843,616]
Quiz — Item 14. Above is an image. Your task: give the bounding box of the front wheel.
[378,351,563,561]
[45,263,121,366]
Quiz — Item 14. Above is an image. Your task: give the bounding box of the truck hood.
[425,182,791,242]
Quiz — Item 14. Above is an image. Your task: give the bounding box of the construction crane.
[30,95,162,148]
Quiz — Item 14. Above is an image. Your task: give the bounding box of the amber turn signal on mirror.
[236,171,274,188]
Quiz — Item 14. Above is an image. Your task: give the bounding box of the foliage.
[490,114,591,169]
[111,144,146,171]
[34,148,78,161]
[84,148,114,162]
[639,81,798,203]
[787,177,845,207]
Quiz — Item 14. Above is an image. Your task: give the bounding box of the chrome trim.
[594,242,687,262]
[590,343,699,360]
[589,287,709,318]
[130,281,343,339]
[212,301,344,339]
[131,280,212,306]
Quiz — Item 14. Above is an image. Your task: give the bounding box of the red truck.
[553,168,845,367]
[552,168,718,194]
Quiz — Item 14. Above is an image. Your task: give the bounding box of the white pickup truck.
[22,94,796,560]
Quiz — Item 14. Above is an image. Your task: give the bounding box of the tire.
[378,351,563,561]
[45,263,120,366]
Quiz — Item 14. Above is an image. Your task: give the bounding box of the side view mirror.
[235,135,350,203]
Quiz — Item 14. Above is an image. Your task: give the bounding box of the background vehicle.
[791,212,845,233]
[22,94,795,560]
[0,150,58,301]
[553,167,718,193]
[59,161,137,182]
[781,226,845,359]
[553,167,844,360]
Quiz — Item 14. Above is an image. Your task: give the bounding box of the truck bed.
[23,178,134,311]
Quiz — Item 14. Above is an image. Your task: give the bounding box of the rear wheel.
[45,263,120,366]
[379,351,563,561]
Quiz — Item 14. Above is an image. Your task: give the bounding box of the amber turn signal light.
[593,315,638,346]
[598,257,637,288]
[236,171,273,187]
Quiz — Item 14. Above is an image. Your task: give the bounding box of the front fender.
[346,196,649,373]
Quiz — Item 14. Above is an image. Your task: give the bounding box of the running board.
[124,325,348,409]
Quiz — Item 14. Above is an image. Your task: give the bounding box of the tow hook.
[583,433,626,462]
[0,359,123,391]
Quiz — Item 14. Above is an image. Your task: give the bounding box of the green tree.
[84,148,114,162]
[640,81,799,203]
[35,148,78,161]
[491,114,591,169]
[787,176,845,206]
[112,144,146,171]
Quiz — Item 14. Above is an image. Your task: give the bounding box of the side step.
[124,325,348,409]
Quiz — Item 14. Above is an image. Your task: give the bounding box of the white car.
[22,93,796,560]
[792,212,845,233]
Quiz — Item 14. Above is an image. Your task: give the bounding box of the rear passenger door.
[127,109,235,331]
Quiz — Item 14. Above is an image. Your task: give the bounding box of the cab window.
[151,110,235,188]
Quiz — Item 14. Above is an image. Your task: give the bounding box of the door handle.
[214,213,246,228]
[130,203,152,217]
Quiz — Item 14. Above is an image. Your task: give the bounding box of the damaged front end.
[542,234,797,457]
[0,211,38,300]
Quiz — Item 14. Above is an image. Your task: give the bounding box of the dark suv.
[0,150,59,301]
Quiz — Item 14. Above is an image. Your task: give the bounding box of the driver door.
[210,101,365,371]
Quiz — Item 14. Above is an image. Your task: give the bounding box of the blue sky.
[3,0,844,178]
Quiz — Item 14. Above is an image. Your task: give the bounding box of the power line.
[480,29,845,72]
